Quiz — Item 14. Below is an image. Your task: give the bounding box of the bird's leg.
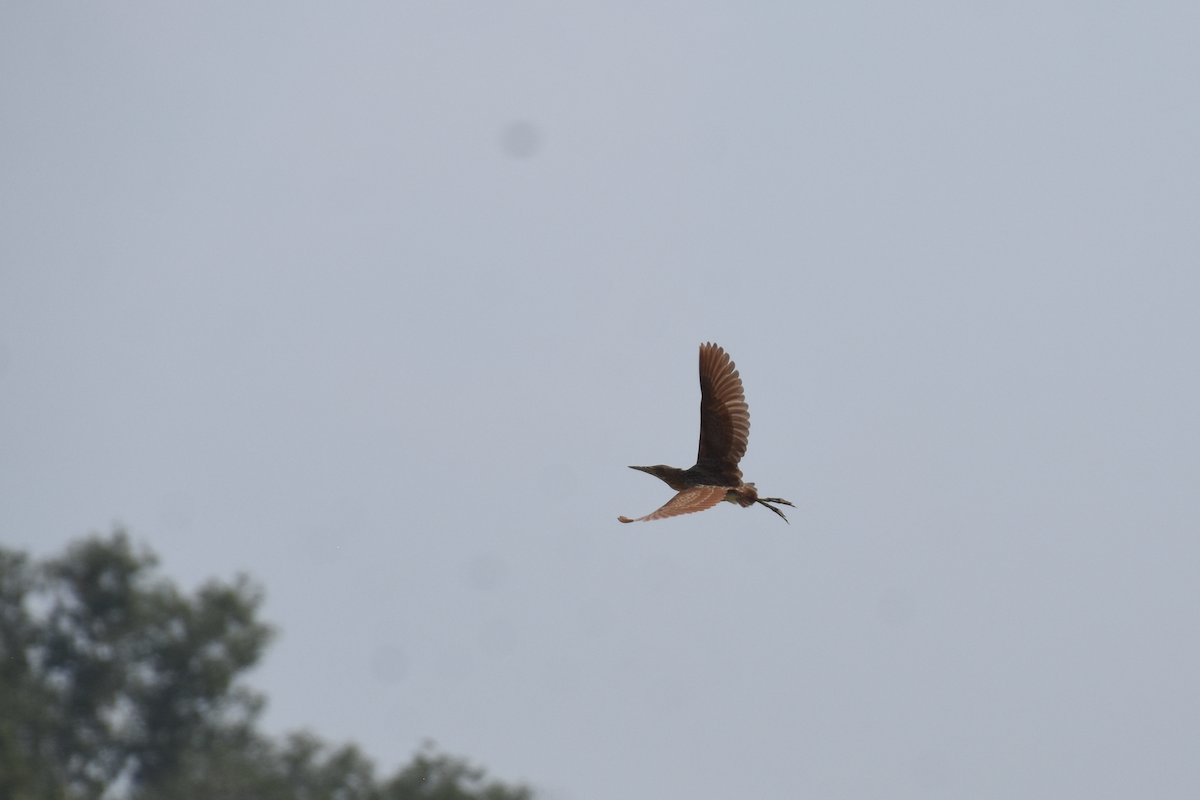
[756,497,794,523]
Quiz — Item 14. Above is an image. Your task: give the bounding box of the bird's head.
[628,464,688,491]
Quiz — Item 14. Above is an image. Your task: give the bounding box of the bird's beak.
[628,465,652,473]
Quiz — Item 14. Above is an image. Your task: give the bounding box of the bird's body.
[619,343,794,523]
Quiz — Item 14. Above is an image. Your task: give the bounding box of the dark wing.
[618,485,729,523]
[695,343,749,477]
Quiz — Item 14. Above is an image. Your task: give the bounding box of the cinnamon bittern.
[619,343,794,524]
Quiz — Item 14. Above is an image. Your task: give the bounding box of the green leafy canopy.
[0,530,532,800]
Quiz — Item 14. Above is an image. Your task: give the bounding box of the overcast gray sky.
[3,3,1199,798]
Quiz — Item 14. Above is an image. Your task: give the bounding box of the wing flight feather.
[696,343,750,476]
[618,485,729,523]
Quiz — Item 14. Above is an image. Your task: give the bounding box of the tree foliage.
[0,531,532,800]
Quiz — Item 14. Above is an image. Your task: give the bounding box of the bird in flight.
[619,343,794,524]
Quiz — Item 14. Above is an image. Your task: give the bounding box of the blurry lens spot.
[500,121,541,158]
[370,644,408,684]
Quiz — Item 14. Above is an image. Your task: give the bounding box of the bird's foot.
[757,497,794,523]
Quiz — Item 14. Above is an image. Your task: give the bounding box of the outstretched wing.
[618,485,729,523]
[696,343,749,476]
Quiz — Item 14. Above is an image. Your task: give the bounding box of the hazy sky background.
[3,3,1198,798]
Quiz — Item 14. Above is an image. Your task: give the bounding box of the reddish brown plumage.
[619,343,794,524]
[617,485,728,523]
